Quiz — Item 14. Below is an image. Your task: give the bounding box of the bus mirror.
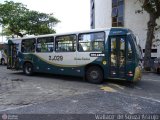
[128,52,132,59]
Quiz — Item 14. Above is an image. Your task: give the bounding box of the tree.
[0,1,59,38]
[138,0,160,70]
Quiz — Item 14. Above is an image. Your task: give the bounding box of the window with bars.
[112,0,124,27]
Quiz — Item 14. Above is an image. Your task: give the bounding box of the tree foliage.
[0,1,59,37]
[138,0,160,70]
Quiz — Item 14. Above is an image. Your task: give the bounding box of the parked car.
[154,57,160,74]
[0,50,7,65]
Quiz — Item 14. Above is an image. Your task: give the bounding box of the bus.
[7,28,142,84]
[0,50,7,65]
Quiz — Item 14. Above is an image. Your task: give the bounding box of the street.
[0,65,160,115]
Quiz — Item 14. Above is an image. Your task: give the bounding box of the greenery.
[0,1,60,37]
[138,0,160,70]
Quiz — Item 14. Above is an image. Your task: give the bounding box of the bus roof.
[8,27,132,41]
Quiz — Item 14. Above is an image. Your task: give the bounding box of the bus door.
[108,36,126,79]
[7,43,19,69]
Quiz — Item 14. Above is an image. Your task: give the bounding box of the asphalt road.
[0,65,160,116]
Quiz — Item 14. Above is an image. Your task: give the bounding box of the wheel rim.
[25,66,32,74]
[90,70,99,80]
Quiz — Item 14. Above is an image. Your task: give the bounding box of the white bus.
[0,50,7,65]
[7,28,142,84]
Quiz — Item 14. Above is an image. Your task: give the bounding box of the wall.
[94,0,112,28]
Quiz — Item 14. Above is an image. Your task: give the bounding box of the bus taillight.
[128,71,133,77]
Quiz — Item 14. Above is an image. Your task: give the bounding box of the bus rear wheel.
[23,63,34,76]
[86,66,103,84]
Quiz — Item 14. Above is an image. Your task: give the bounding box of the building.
[90,0,160,58]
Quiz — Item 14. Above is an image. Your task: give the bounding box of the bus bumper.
[133,66,142,82]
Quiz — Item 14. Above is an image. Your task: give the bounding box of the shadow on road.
[9,71,142,88]
[104,79,140,88]
[9,71,86,83]
[9,70,160,91]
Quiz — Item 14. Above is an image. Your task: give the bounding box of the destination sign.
[90,53,105,57]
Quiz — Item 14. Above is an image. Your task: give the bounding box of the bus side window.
[128,41,133,60]
[21,39,36,53]
[36,37,54,53]
[78,32,105,52]
[55,35,76,52]
[78,43,84,51]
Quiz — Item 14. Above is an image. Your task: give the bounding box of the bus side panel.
[20,53,85,77]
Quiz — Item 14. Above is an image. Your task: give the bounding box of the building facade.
[90,0,160,58]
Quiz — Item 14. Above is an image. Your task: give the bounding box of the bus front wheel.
[23,63,34,76]
[86,66,103,84]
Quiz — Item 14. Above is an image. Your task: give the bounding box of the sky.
[0,0,90,42]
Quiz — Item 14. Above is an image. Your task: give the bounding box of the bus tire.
[1,58,5,65]
[86,66,103,84]
[23,63,34,76]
